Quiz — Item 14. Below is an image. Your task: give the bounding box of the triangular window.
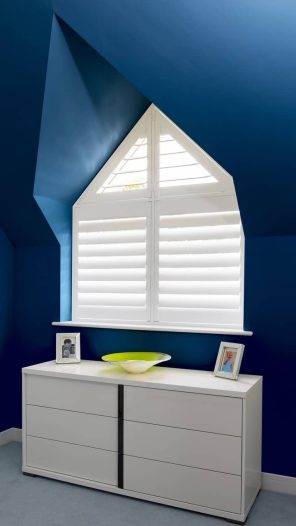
[73,105,245,331]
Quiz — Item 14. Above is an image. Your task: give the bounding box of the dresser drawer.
[26,375,117,416]
[27,436,117,485]
[124,386,242,436]
[124,456,241,513]
[27,405,117,451]
[124,421,241,475]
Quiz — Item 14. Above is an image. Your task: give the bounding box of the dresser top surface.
[23,360,261,397]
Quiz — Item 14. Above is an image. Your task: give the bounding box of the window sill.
[52,321,253,336]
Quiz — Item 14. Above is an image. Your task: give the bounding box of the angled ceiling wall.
[34,17,149,317]
[53,0,296,237]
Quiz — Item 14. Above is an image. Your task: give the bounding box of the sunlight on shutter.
[159,134,217,188]
[97,137,148,193]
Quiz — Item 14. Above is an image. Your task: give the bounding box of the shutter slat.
[78,293,146,307]
[78,242,146,257]
[159,164,210,181]
[78,269,146,281]
[77,306,146,322]
[159,294,240,309]
[159,238,240,255]
[160,224,241,241]
[160,213,240,228]
[159,267,240,281]
[158,307,242,326]
[160,176,216,188]
[159,281,240,295]
[78,255,146,269]
[78,230,146,244]
[78,281,146,294]
[78,218,146,232]
[159,253,240,268]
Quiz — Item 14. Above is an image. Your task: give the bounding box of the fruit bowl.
[101,351,171,373]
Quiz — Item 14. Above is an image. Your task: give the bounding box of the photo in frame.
[214,342,245,380]
[56,333,81,364]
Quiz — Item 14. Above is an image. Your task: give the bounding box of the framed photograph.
[214,342,245,380]
[56,333,81,364]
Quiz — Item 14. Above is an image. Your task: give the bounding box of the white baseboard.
[0,427,22,446]
[262,472,296,496]
[1,429,295,496]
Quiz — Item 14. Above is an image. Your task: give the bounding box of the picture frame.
[214,341,245,380]
[56,333,81,364]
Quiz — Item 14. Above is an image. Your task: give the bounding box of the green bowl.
[101,352,171,373]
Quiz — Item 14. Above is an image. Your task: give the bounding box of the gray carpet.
[0,443,295,526]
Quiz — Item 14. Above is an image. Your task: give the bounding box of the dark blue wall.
[10,246,60,428]
[0,229,15,431]
[0,0,56,246]
[0,0,296,480]
[0,0,57,432]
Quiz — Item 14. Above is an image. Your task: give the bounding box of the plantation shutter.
[73,201,151,323]
[73,104,245,330]
[155,196,243,328]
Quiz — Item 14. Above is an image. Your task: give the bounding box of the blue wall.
[0,0,56,246]
[0,0,296,479]
[0,229,15,431]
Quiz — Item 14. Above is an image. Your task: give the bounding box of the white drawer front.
[124,456,241,513]
[26,375,117,416]
[124,386,242,436]
[124,421,241,475]
[27,405,117,451]
[27,436,117,485]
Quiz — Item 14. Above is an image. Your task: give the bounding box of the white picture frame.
[214,341,245,380]
[56,333,81,364]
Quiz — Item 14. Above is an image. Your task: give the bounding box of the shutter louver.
[74,203,150,323]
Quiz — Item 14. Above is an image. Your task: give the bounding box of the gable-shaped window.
[72,105,244,331]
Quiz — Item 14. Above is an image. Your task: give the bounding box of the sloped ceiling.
[0,0,56,245]
[34,18,149,206]
[53,0,296,236]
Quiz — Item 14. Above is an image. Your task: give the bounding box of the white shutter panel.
[155,196,244,328]
[73,202,151,323]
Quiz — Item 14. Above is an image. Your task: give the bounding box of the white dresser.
[22,361,262,523]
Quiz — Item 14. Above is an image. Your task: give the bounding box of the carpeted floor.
[0,442,295,526]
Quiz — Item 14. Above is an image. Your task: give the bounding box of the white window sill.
[52,321,252,336]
